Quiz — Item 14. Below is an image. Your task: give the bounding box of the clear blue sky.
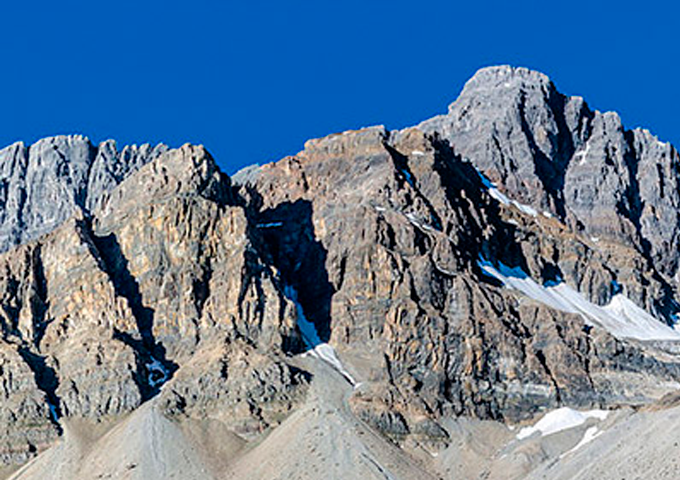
[0,1,676,174]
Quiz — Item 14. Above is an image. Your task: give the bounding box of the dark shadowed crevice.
[619,130,653,262]
[81,218,178,400]
[517,90,571,219]
[534,349,562,404]
[9,245,64,431]
[16,347,62,434]
[260,201,333,345]
[429,136,531,275]
[29,245,50,348]
[238,189,334,351]
[73,140,99,212]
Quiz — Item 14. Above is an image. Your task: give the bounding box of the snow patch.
[476,171,538,217]
[406,212,435,232]
[146,357,169,388]
[562,426,603,457]
[479,258,680,341]
[411,150,425,156]
[516,407,608,440]
[574,142,591,165]
[284,286,356,385]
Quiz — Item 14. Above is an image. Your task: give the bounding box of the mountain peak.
[466,65,552,86]
[5,68,680,480]
[453,65,554,108]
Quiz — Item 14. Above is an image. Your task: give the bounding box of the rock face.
[419,65,680,284]
[235,124,680,438]
[0,136,166,253]
[2,66,680,474]
[0,142,308,464]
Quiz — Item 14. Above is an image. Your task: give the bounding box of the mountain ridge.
[2,65,680,479]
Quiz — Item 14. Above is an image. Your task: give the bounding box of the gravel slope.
[10,353,680,480]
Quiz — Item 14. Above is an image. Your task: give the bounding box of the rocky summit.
[2,66,680,479]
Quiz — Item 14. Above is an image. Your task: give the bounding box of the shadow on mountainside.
[241,192,335,352]
[88,226,178,400]
[427,136,541,282]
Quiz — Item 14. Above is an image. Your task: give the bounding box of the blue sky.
[0,1,676,174]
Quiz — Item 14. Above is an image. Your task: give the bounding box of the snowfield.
[479,258,680,342]
[284,285,356,385]
[516,407,608,440]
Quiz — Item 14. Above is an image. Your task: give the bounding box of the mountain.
[2,66,680,479]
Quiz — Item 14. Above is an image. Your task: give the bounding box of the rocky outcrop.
[2,65,680,470]
[419,65,680,285]
[0,136,165,254]
[0,144,308,465]
[236,120,680,441]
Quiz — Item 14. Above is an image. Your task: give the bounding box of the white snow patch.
[476,171,538,217]
[411,150,425,156]
[516,407,608,440]
[562,426,603,457]
[146,357,169,388]
[257,222,283,229]
[433,263,456,276]
[406,212,435,232]
[542,211,553,218]
[374,206,386,212]
[515,203,539,217]
[284,286,356,385]
[479,258,680,341]
[574,142,591,165]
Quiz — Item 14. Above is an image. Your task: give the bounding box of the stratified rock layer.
[0,142,307,464]
[2,66,680,469]
[420,66,680,283]
[236,124,680,440]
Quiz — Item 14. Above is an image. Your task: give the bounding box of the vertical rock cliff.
[2,66,680,479]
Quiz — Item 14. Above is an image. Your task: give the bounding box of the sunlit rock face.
[2,66,680,471]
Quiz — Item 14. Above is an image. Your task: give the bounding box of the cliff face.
[0,143,307,464]
[235,122,680,439]
[2,66,680,469]
[419,66,680,283]
[0,136,166,253]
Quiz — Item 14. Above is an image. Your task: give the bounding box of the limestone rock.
[237,122,680,440]
[419,65,680,283]
[0,136,165,254]
[3,66,680,474]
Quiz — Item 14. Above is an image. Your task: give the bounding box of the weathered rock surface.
[419,65,680,285]
[2,65,680,478]
[0,143,308,465]
[235,124,680,440]
[0,136,166,254]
